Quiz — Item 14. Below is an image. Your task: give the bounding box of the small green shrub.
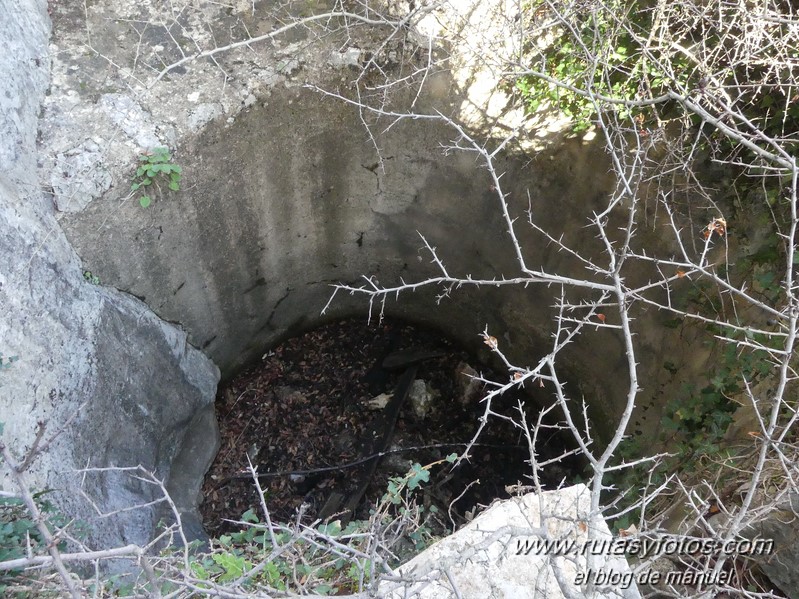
[514,0,683,133]
[130,147,182,208]
[0,493,69,595]
[82,270,100,285]
[180,457,453,595]
[606,325,775,533]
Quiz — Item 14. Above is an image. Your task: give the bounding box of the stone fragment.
[328,47,361,67]
[50,140,112,212]
[187,103,222,132]
[379,484,641,599]
[456,361,482,406]
[409,379,438,419]
[99,93,161,149]
[366,392,392,410]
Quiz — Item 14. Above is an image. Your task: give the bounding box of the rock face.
[0,0,219,552]
[380,484,641,599]
[743,494,799,599]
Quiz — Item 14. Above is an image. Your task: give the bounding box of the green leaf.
[407,464,430,490]
[446,453,457,463]
[212,552,250,582]
[191,561,210,580]
[241,508,258,523]
[314,583,335,595]
[139,196,151,208]
[317,521,342,536]
[263,561,281,585]
[168,180,180,191]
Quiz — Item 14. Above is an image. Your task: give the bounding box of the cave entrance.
[200,316,583,537]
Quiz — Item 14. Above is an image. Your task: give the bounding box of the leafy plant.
[130,147,182,208]
[514,0,685,133]
[605,315,779,535]
[178,457,455,595]
[82,270,100,285]
[0,493,69,595]
[383,455,454,505]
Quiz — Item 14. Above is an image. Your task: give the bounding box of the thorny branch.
[318,1,799,596]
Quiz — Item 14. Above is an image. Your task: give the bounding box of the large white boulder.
[381,484,641,599]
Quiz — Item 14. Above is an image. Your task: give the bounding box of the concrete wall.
[29,0,709,532]
[59,76,641,443]
[42,0,662,449]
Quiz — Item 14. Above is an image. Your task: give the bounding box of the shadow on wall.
[59,66,639,446]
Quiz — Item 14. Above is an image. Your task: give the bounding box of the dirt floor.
[199,317,580,537]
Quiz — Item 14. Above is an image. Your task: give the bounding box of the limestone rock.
[50,140,112,212]
[328,47,361,68]
[99,93,162,150]
[187,103,223,132]
[379,484,641,599]
[0,0,220,555]
[743,495,799,599]
[1,0,50,187]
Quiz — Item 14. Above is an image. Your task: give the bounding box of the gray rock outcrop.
[0,0,219,552]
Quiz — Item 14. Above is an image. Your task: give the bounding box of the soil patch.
[200,317,579,536]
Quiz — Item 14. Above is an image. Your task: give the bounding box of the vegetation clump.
[130,147,182,208]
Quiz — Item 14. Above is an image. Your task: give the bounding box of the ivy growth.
[0,494,67,571]
[514,0,799,146]
[130,147,182,208]
[606,324,777,534]
[184,514,374,595]
[0,422,74,596]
